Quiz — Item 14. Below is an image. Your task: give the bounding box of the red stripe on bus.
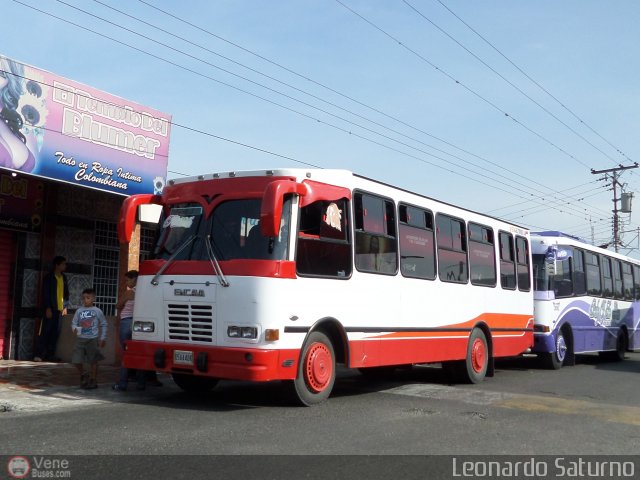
[139,259,297,279]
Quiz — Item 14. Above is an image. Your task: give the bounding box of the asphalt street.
[1,354,639,478]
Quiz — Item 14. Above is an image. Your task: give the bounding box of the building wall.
[12,181,126,363]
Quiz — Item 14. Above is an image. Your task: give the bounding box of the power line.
[8,1,615,233]
[12,0,609,221]
[334,0,592,169]
[131,0,613,214]
[434,0,635,167]
[403,0,629,170]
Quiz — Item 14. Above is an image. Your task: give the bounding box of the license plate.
[173,350,194,365]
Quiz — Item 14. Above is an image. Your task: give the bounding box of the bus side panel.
[491,329,534,357]
[348,335,468,368]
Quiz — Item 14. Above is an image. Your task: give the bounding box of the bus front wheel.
[289,331,336,406]
[541,329,569,370]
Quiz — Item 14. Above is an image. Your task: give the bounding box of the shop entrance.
[0,230,16,359]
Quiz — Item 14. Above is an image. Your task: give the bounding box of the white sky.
[4,0,640,255]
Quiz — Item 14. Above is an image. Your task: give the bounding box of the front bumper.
[532,332,556,353]
[123,341,300,381]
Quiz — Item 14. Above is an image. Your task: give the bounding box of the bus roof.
[166,167,529,232]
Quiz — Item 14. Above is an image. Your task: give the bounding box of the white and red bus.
[119,169,534,405]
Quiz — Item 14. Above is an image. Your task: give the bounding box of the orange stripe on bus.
[369,313,532,339]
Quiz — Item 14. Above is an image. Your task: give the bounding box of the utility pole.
[591,163,639,252]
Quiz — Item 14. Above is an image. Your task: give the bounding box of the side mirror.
[118,194,161,243]
[260,180,307,237]
[139,204,163,224]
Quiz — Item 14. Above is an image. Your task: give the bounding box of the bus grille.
[166,303,214,343]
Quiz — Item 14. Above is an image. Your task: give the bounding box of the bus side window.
[468,223,496,287]
[399,204,436,280]
[572,249,587,295]
[551,251,573,298]
[612,259,624,299]
[296,199,352,278]
[498,231,516,290]
[585,251,602,296]
[622,262,634,300]
[354,192,398,275]
[633,264,640,300]
[601,256,613,298]
[516,235,531,291]
[436,214,468,284]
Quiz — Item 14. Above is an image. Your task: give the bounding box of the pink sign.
[0,55,171,195]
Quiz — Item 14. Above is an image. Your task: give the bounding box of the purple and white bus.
[531,231,639,368]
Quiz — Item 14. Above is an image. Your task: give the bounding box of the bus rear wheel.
[289,331,336,406]
[599,330,627,362]
[172,373,219,393]
[461,328,489,383]
[445,328,489,384]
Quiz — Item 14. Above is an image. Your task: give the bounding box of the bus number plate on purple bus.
[174,350,194,365]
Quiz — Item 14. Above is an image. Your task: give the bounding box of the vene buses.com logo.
[7,456,30,479]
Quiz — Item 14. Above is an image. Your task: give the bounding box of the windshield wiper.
[206,235,230,287]
[150,234,197,286]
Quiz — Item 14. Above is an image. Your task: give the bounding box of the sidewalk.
[0,360,169,414]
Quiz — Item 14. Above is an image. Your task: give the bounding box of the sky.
[3,0,640,256]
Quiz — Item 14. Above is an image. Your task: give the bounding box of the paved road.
[1,353,639,478]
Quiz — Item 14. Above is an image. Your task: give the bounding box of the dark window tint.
[399,204,436,280]
[499,232,516,290]
[355,193,397,274]
[436,214,468,284]
[516,236,531,291]
[601,256,613,298]
[612,260,624,299]
[622,262,634,300]
[296,198,351,278]
[633,265,640,300]
[468,223,496,287]
[585,251,602,296]
[572,249,586,295]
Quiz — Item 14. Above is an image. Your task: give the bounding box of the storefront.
[0,54,171,362]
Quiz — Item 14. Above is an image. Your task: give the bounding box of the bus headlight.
[227,326,258,339]
[133,321,155,333]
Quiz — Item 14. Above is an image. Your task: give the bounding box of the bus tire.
[541,329,569,370]
[459,328,489,384]
[289,331,336,406]
[599,330,627,362]
[172,373,219,393]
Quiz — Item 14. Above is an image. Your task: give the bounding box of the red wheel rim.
[304,342,333,393]
[471,338,486,373]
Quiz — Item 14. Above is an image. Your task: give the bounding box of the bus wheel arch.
[445,325,492,384]
[600,326,628,362]
[541,323,574,369]
[476,322,495,377]
[288,319,346,406]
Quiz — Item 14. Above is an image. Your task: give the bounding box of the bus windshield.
[532,250,575,298]
[211,198,291,260]
[154,204,205,261]
[153,198,292,262]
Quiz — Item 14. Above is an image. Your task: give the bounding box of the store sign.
[0,173,44,232]
[0,54,170,195]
